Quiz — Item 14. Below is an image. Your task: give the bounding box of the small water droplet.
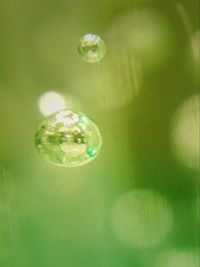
[78,33,106,63]
[35,110,102,167]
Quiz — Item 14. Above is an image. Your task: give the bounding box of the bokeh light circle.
[106,9,173,71]
[38,91,66,116]
[35,110,102,167]
[171,94,200,172]
[111,190,173,248]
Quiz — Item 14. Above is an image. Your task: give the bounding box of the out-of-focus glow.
[94,45,141,109]
[176,3,192,35]
[188,30,199,84]
[171,94,200,172]
[93,8,174,110]
[155,250,199,267]
[38,91,66,116]
[111,190,173,248]
[191,30,200,65]
[106,9,173,72]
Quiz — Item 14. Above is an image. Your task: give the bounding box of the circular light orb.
[155,250,199,267]
[106,9,173,71]
[78,33,106,63]
[171,94,199,172]
[111,190,173,248]
[35,110,102,167]
[38,91,66,116]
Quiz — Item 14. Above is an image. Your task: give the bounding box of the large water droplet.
[35,110,102,167]
[78,33,106,63]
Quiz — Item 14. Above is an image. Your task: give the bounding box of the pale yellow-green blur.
[111,190,173,248]
[191,30,200,65]
[106,9,173,72]
[171,94,200,172]
[155,250,199,267]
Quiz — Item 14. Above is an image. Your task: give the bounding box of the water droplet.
[35,110,102,167]
[78,33,106,63]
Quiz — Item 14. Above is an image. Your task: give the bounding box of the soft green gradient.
[0,0,199,266]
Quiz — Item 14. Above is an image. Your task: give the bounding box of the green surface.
[0,0,199,266]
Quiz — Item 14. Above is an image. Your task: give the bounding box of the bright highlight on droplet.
[78,33,106,63]
[171,94,200,172]
[35,110,102,167]
[38,91,66,116]
[111,190,173,248]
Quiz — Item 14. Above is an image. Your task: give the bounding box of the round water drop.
[35,110,102,167]
[78,33,106,63]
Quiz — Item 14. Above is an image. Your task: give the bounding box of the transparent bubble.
[35,110,102,167]
[78,33,106,63]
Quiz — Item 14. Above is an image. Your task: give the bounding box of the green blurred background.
[0,0,199,266]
